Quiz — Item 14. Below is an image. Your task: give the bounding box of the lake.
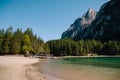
[39,57,120,80]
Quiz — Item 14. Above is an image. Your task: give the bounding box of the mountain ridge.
[61,0,120,41]
[61,8,97,39]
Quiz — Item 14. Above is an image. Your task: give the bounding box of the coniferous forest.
[0,26,120,56]
[0,26,50,55]
[47,39,120,56]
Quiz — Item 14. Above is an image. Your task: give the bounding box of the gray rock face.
[83,0,120,41]
[61,8,97,39]
[62,0,120,41]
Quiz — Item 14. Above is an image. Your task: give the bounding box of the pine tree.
[24,28,44,54]
[24,28,34,50]
[44,43,50,54]
[22,34,31,54]
[2,26,13,54]
[9,28,23,54]
[0,29,5,54]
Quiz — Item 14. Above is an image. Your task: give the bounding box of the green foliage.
[47,39,120,56]
[2,26,13,54]
[0,26,44,55]
[0,29,5,54]
[44,43,50,54]
[101,41,120,55]
[9,28,23,54]
[24,28,44,54]
[22,34,31,53]
[0,26,119,56]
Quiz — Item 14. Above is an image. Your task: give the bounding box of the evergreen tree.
[24,28,44,54]
[24,28,34,50]
[2,26,13,54]
[0,26,120,56]
[22,34,31,53]
[47,39,120,56]
[44,43,50,54]
[0,29,5,54]
[37,37,44,53]
[78,40,84,55]
[9,28,23,54]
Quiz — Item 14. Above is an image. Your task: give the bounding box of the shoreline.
[26,61,63,80]
[0,55,63,80]
[0,55,120,80]
[50,55,120,59]
[31,56,120,80]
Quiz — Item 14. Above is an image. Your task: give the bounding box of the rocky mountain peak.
[81,8,96,28]
[83,8,96,17]
[87,8,96,17]
[81,0,120,41]
[62,0,120,41]
[61,8,96,39]
[88,8,94,12]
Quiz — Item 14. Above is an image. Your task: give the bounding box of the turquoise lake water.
[39,57,120,80]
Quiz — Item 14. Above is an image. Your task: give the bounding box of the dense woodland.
[0,26,50,55]
[0,27,120,56]
[47,39,120,56]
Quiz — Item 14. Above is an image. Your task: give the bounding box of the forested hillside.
[47,39,120,56]
[0,26,49,55]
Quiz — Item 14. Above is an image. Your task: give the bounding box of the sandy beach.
[1,56,119,80]
[0,56,40,80]
[0,56,63,80]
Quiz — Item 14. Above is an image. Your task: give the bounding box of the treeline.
[1,26,120,56]
[0,26,50,55]
[47,39,120,56]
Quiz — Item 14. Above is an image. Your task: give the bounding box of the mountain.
[61,8,97,39]
[83,0,120,41]
[62,0,120,41]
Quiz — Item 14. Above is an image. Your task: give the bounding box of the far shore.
[50,55,120,59]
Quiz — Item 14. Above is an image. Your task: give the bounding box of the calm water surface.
[39,57,120,80]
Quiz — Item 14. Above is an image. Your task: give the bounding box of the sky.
[0,0,109,42]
